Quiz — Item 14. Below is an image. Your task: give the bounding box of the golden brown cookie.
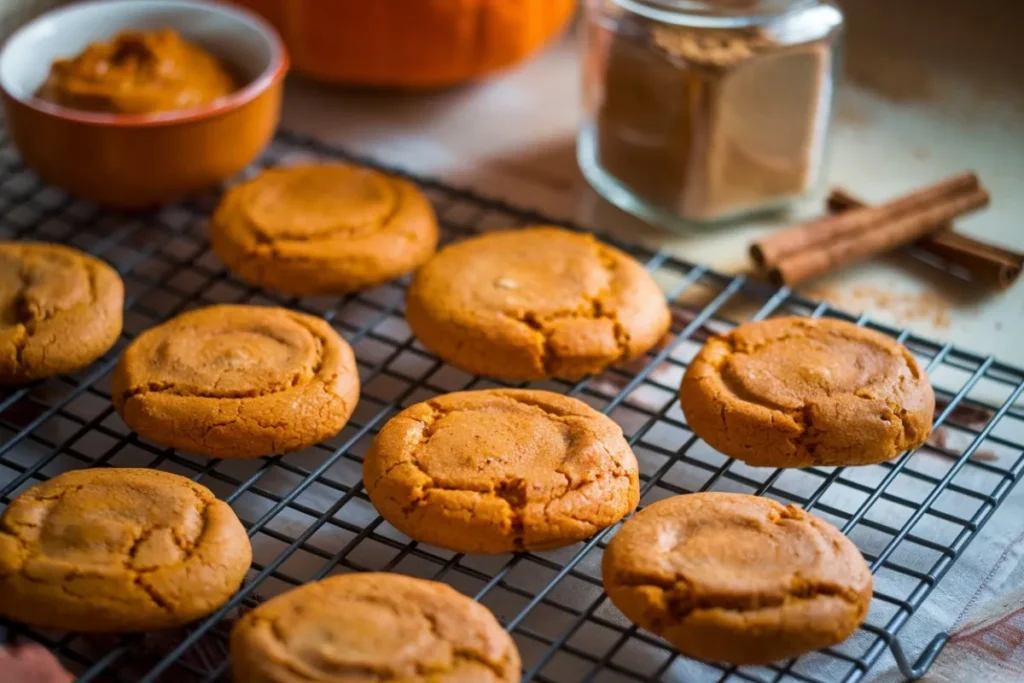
[405,227,671,380]
[602,493,873,665]
[210,164,439,296]
[364,389,640,554]
[679,316,935,468]
[112,305,359,459]
[0,468,251,633]
[230,572,521,683]
[0,242,123,384]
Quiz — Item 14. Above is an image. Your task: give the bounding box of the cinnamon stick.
[770,185,990,286]
[751,172,980,268]
[829,189,1023,290]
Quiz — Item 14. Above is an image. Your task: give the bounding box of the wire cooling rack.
[2,127,1024,683]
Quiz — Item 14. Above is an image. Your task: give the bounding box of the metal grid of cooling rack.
[1,126,1024,683]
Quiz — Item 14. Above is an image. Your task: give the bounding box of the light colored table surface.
[282,0,1024,366]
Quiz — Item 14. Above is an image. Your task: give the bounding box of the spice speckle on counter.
[801,283,954,329]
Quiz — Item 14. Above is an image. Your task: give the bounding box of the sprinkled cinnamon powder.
[802,284,952,329]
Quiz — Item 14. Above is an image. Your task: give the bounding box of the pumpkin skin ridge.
[230,0,577,89]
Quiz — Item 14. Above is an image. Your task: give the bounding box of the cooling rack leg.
[889,632,951,680]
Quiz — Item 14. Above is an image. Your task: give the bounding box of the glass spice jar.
[579,0,844,228]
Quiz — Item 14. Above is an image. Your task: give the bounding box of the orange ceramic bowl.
[0,0,288,208]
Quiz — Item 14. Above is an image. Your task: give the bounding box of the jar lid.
[615,0,819,27]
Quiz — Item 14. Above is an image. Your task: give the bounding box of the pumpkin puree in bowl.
[36,29,236,115]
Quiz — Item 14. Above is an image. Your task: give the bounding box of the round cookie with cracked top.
[112,304,359,459]
[405,227,671,381]
[231,572,521,683]
[602,493,873,665]
[679,316,935,468]
[0,242,123,385]
[211,164,439,296]
[364,389,640,554]
[0,468,251,633]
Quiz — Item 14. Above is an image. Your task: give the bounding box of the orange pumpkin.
[232,0,577,89]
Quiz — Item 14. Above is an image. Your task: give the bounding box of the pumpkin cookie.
[211,164,439,296]
[0,468,251,633]
[405,227,671,380]
[364,389,640,553]
[679,317,934,468]
[0,242,123,384]
[231,572,521,683]
[602,493,873,665]
[112,305,359,459]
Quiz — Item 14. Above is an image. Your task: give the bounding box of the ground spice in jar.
[580,1,844,225]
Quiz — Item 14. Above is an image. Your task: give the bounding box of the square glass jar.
[579,0,844,229]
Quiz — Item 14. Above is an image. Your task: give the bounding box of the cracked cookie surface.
[211,164,439,296]
[0,242,123,385]
[364,389,640,554]
[679,316,935,467]
[112,304,360,459]
[0,468,251,632]
[405,227,671,381]
[602,493,873,665]
[230,572,521,683]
